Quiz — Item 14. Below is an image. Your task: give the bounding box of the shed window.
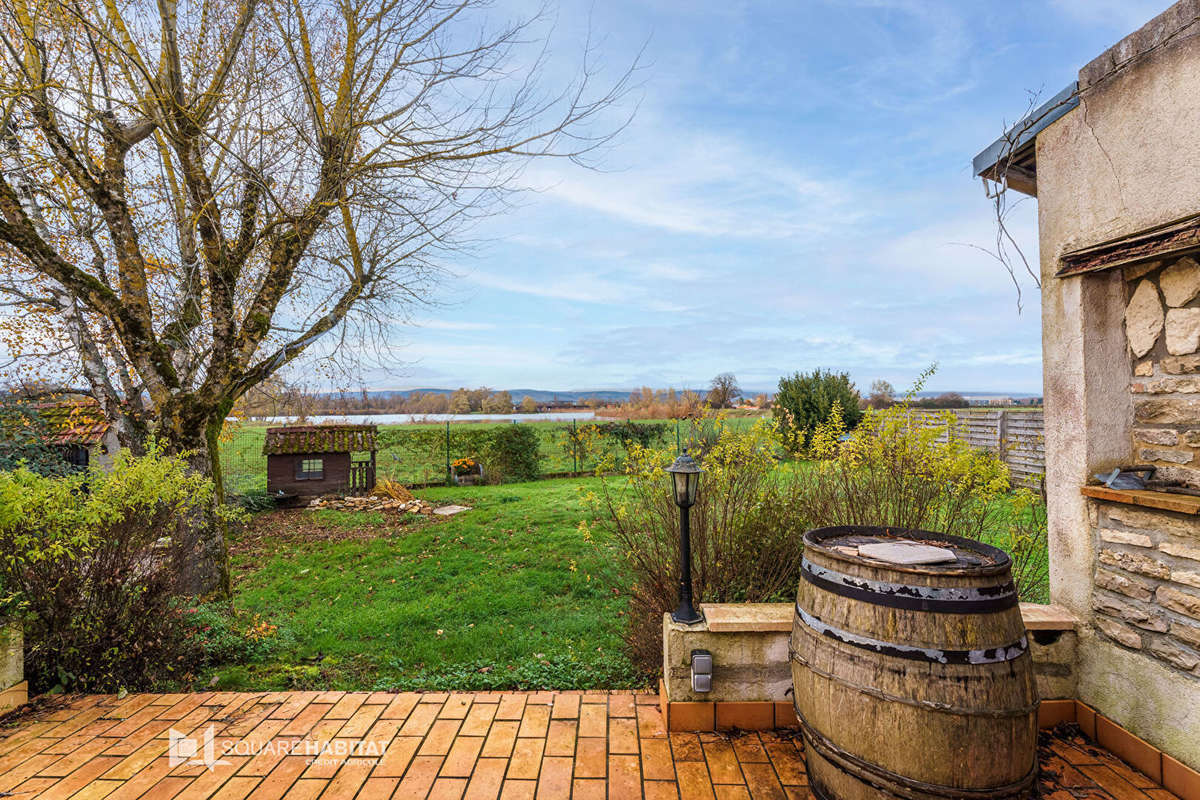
[60,445,90,469]
[296,457,324,480]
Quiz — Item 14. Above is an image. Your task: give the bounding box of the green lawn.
[207,457,1048,691]
[209,476,643,691]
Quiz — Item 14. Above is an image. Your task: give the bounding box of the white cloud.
[961,351,1043,366]
[411,319,497,331]
[874,206,1040,293]
[468,270,627,304]
[522,126,858,240]
[465,263,699,313]
[638,261,708,282]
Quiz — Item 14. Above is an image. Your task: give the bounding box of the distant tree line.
[233,379,545,418]
[595,373,772,419]
[230,369,974,423]
[860,380,969,410]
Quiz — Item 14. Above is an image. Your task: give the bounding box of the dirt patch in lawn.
[232,507,437,555]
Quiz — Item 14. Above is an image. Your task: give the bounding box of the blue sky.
[364,0,1167,396]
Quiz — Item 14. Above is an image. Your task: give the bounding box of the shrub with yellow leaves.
[588,417,809,673]
[796,400,1011,541]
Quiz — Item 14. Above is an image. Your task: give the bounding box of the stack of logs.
[307,496,436,515]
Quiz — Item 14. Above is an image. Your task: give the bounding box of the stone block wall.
[0,623,25,714]
[1089,501,1200,675]
[1125,257,1200,485]
[1030,628,1079,700]
[662,603,1080,708]
[1107,256,1200,677]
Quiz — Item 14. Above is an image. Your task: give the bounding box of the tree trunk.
[163,420,232,598]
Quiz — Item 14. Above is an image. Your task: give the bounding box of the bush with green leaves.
[178,603,291,668]
[483,424,543,483]
[587,418,809,672]
[990,489,1049,603]
[0,446,225,691]
[775,368,863,452]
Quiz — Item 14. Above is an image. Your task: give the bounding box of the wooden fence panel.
[908,409,1045,490]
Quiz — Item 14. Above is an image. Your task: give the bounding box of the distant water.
[253,411,597,425]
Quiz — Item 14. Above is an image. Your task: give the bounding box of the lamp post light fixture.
[666,449,704,624]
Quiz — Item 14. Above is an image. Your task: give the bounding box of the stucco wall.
[1034,6,1200,767]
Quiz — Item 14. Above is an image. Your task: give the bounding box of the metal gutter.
[972,82,1079,177]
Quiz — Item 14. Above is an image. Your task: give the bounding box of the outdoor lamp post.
[666,449,704,624]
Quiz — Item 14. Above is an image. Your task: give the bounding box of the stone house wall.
[1089,501,1200,675]
[1030,0,1200,765]
[1100,258,1200,676]
[1126,257,1200,486]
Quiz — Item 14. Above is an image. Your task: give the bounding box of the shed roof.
[262,424,377,455]
[35,399,110,446]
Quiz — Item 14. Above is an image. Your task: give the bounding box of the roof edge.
[1080,0,1200,92]
[972,82,1079,179]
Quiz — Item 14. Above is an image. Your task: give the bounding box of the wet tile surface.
[0,691,1176,799]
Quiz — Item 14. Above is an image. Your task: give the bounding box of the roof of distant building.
[262,424,378,455]
[34,399,110,446]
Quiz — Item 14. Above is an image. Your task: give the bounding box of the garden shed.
[263,424,377,497]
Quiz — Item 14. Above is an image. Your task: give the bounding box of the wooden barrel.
[790,526,1038,800]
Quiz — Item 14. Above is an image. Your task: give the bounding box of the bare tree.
[706,372,740,409]
[0,0,636,593]
[866,379,895,410]
[483,390,513,413]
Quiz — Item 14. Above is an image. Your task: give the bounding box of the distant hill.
[316,387,1041,404]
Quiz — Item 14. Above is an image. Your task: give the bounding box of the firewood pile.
[307,495,436,514]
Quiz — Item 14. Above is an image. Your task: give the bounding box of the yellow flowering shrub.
[797,401,1011,540]
[798,397,1047,600]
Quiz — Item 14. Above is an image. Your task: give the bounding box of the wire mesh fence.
[217,417,708,497]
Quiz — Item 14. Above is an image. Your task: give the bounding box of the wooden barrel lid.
[804,525,1013,577]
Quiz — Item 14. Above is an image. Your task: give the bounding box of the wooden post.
[997,410,1009,469]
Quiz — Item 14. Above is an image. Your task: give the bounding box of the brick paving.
[0,690,1180,800]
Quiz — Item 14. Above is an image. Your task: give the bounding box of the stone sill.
[694,601,1078,633]
[699,603,792,633]
[1021,603,1079,631]
[1081,484,1200,515]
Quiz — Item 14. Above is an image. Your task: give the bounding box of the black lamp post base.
[671,605,704,625]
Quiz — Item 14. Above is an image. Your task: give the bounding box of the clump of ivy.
[0,400,73,476]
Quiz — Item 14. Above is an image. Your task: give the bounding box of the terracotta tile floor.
[0,690,1179,800]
